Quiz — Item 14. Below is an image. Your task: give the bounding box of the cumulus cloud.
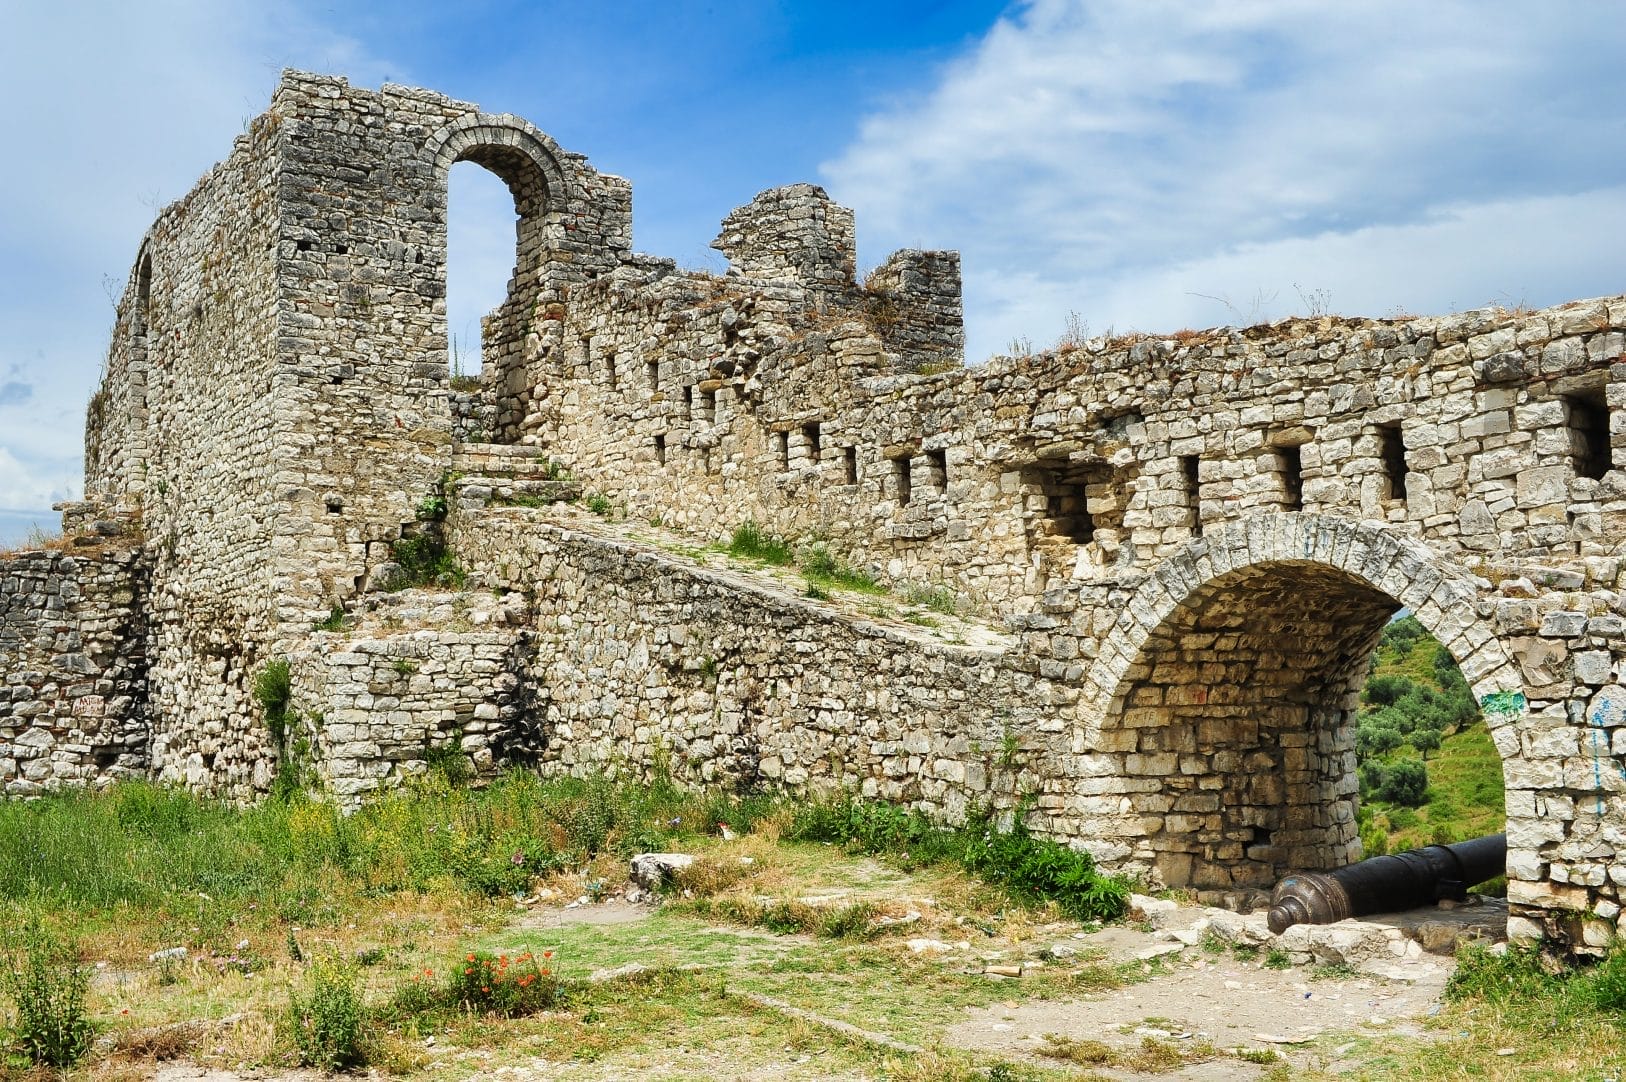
[822,0,1626,360]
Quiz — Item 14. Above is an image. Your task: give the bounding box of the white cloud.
[0,1,401,515]
[823,0,1626,361]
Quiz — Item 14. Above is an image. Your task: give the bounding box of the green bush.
[253,659,292,744]
[789,798,1130,922]
[960,813,1130,922]
[390,534,465,590]
[287,955,367,1070]
[2,919,94,1067]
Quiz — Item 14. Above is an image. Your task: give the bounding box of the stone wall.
[451,508,1057,823]
[0,540,148,794]
[285,588,532,800]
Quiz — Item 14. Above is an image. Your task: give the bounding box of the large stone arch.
[1074,513,1525,890]
[427,112,573,284]
[426,113,576,440]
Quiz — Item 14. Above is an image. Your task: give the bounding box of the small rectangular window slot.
[699,388,717,422]
[1180,455,1201,529]
[1566,389,1612,481]
[776,431,790,471]
[1379,424,1407,503]
[1274,444,1304,511]
[843,446,858,485]
[893,456,913,506]
[682,385,694,419]
[296,239,313,252]
[654,433,666,466]
[334,244,348,255]
[926,448,948,492]
[1024,461,1118,545]
[802,422,822,463]
[646,359,660,390]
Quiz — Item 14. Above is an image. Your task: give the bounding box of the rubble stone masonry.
[2,71,1622,953]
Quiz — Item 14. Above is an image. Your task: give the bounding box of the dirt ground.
[129,890,1484,1081]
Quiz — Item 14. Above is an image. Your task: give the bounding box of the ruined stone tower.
[4,71,1624,953]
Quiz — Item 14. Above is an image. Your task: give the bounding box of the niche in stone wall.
[1024,458,1133,552]
[1268,436,1309,511]
[1564,385,1613,481]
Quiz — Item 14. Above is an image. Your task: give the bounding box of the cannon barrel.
[1266,833,1506,934]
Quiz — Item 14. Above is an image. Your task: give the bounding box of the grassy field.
[1,776,1622,1080]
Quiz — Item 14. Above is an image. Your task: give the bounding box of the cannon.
[1266,833,1506,934]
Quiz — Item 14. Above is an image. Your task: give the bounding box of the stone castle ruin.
[3,71,1624,953]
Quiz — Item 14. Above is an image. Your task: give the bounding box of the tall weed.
[286,955,367,1070]
[2,918,93,1066]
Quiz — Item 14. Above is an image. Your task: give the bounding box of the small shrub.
[584,492,614,516]
[448,950,559,1017]
[313,603,347,632]
[390,534,465,590]
[424,742,474,787]
[2,919,94,1067]
[252,659,292,744]
[904,582,958,614]
[287,955,367,1070]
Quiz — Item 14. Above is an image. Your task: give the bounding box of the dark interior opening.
[1379,424,1408,503]
[1567,389,1612,481]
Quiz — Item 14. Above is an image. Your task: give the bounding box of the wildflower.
[543,950,554,960]
[465,967,473,975]
[467,953,475,962]
[511,850,526,866]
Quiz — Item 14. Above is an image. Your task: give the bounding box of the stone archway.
[1076,514,1525,890]
[427,114,575,441]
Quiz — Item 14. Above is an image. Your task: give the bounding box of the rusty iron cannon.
[1266,833,1507,934]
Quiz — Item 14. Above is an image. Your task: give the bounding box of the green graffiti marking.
[1480,690,1526,717]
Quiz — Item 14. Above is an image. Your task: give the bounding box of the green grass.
[789,797,1130,922]
[728,520,793,565]
[0,773,746,922]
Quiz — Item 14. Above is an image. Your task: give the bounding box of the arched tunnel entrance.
[1110,561,1394,888]
[1087,520,1519,895]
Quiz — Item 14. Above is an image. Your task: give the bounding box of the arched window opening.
[131,253,152,350]
[446,161,521,388]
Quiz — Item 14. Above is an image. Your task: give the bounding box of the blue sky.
[1,0,1623,546]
